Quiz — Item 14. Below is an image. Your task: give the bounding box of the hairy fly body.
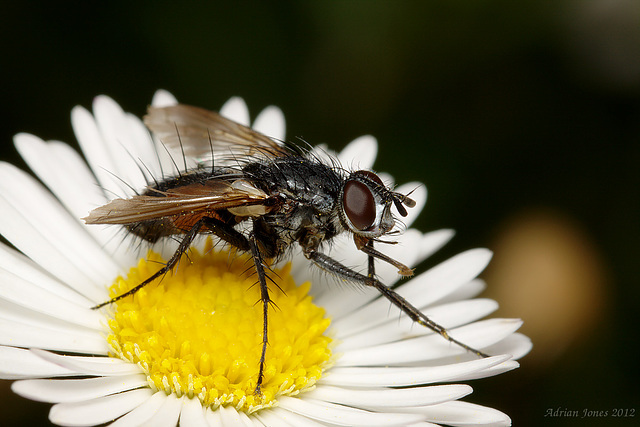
[85,104,489,394]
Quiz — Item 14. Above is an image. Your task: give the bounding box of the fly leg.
[92,217,208,309]
[93,217,250,309]
[205,217,272,394]
[248,219,272,396]
[94,214,273,393]
[366,239,375,279]
[202,216,250,252]
[303,248,490,358]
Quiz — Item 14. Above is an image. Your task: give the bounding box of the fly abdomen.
[126,217,178,243]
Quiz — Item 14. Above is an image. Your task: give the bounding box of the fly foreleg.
[366,239,375,279]
[303,248,490,358]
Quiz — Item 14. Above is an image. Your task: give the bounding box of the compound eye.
[343,180,376,231]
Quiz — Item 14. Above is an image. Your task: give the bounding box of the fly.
[85,103,489,394]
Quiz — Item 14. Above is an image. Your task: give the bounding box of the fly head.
[339,170,416,240]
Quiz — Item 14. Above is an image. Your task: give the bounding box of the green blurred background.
[1,1,638,426]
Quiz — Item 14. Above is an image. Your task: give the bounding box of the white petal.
[314,229,423,304]
[320,355,512,388]
[220,97,250,126]
[417,229,455,262]
[419,401,511,426]
[0,242,92,306]
[215,404,255,427]
[311,277,379,321]
[0,191,100,301]
[420,297,498,328]
[0,192,110,303]
[336,298,498,350]
[267,407,326,426]
[203,409,224,426]
[278,396,425,426]
[28,139,136,268]
[29,349,141,376]
[151,134,186,183]
[254,409,294,427]
[0,267,103,330]
[140,393,183,427]
[253,105,286,141]
[0,163,118,299]
[400,249,493,308]
[107,390,166,427]
[0,316,108,354]
[308,229,455,317]
[178,397,209,427]
[316,235,474,320]
[439,279,487,304]
[14,133,106,223]
[332,249,492,337]
[305,384,472,409]
[71,97,155,205]
[0,346,75,379]
[337,319,523,366]
[0,298,103,346]
[92,96,148,195]
[152,89,178,107]
[374,229,423,285]
[12,374,147,403]
[484,332,532,360]
[71,105,124,199]
[392,182,426,229]
[304,228,450,302]
[49,388,153,426]
[338,135,378,170]
[123,111,164,182]
[453,360,520,382]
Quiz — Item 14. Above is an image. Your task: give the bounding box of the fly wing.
[84,179,272,225]
[144,104,290,161]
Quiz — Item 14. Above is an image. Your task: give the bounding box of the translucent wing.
[143,104,290,161]
[84,178,272,225]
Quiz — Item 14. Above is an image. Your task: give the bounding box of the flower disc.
[106,240,333,413]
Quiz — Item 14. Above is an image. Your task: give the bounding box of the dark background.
[1,1,638,426]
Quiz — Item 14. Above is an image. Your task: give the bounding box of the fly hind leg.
[92,216,249,309]
[92,217,208,309]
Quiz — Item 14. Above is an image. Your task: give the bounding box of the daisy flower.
[0,90,531,426]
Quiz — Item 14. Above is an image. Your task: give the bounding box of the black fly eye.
[343,180,376,231]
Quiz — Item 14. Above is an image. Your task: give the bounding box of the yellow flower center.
[106,240,333,413]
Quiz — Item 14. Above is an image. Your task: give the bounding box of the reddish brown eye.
[343,180,376,230]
